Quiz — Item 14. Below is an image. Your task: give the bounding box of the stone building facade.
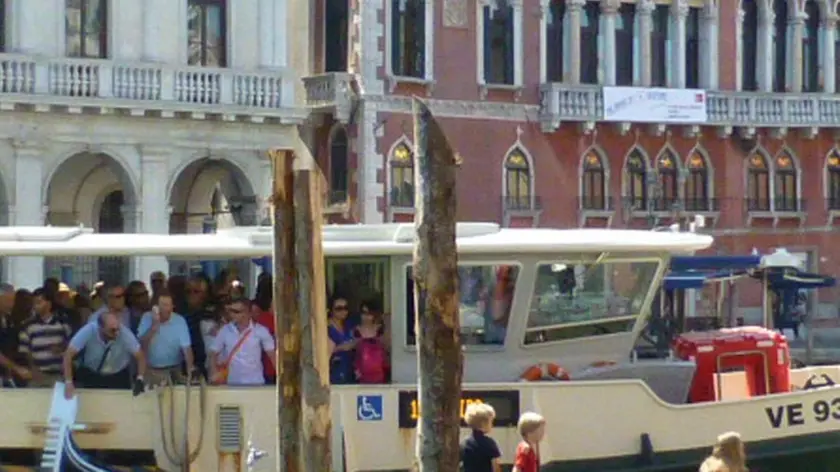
[302,0,840,314]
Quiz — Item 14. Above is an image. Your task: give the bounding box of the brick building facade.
[302,0,840,316]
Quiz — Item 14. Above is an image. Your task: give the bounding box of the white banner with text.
[602,87,707,124]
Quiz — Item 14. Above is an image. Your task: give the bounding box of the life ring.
[520,363,570,381]
[590,360,617,368]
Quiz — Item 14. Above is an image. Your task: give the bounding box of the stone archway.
[43,152,138,287]
[168,157,257,279]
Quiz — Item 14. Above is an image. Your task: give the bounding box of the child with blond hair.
[699,431,748,472]
[513,412,546,472]
[460,402,502,472]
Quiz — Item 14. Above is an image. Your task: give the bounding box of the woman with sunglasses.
[327,297,357,384]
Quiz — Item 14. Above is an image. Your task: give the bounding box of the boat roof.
[0,224,713,257]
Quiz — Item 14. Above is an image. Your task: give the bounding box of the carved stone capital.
[567,0,587,11]
[600,0,621,15]
[638,0,656,15]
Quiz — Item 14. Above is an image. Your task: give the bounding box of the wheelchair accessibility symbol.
[357,395,383,421]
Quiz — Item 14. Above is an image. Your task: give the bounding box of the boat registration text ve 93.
[397,390,520,429]
[766,397,840,428]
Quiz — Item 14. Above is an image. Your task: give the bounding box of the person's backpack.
[355,337,388,384]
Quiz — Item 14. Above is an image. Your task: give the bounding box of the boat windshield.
[525,259,661,344]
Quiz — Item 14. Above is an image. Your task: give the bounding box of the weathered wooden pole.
[269,149,302,472]
[411,97,463,472]
[294,167,332,472]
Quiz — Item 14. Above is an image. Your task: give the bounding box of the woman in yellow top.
[699,431,747,472]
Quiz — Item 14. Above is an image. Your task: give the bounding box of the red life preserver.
[520,363,570,381]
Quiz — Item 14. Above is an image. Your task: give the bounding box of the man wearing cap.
[54,282,82,333]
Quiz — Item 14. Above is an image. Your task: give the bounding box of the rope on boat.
[156,371,208,470]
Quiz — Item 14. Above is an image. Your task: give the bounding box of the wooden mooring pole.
[294,168,332,472]
[269,149,302,472]
[411,97,464,472]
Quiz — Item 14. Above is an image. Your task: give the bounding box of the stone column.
[539,0,550,82]
[701,4,719,89]
[788,13,805,93]
[821,14,837,93]
[670,0,688,88]
[638,0,655,86]
[512,0,524,86]
[566,0,585,84]
[600,0,619,86]
[757,8,774,91]
[136,148,172,281]
[9,141,45,289]
[258,0,276,67]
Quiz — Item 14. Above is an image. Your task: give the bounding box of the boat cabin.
[0,223,714,383]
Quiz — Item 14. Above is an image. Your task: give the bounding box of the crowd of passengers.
[0,270,391,393]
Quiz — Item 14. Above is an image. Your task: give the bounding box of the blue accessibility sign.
[356,395,383,421]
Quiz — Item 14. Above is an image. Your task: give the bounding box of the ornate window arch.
[685,149,710,211]
[581,149,606,210]
[827,150,840,210]
[328,125,349,205]
[774,150,798,211]
[656,149,679,211]
[624,149,648,210]
[389,140,414,208]
[747,151,770,211]
[504,148,532,210]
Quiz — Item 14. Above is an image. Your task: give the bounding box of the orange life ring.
[520,363,570,381]
[590,360,617,368]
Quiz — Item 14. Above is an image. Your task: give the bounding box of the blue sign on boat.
[357,395,383,421]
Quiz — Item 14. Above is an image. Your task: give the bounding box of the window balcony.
[0,54,304,123]
[302,72,356,124]
[539,83,840,134]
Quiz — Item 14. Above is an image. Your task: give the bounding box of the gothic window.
[391,0,425,78]
[504,149,531,210]
[615,3,635,86]
[741,0,758,91]
[772,0,788,92]
[685,151,709,211]
[802,0,820,92]
[546,0,565,81]
[329,127,349,205]
[774,152,797,211]
[828,151,840,210]
[66,0,108,58]
[686,7,700,88]
[580,1,600,84]
[390,143,415,208]
[625,151,647,210]
[325,0,349,72]
[657,151,679,210]
[651,4,669,87]
[483,4,515,85]
[188,0,226,67]
[581,151,606,210]
[747,153,770,211]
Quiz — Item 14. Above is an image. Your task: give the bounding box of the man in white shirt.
[209,297,275,386]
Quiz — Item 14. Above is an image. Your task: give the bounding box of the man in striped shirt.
[18,288,71,387]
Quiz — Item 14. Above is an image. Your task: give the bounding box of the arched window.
[828,151,840,210]
[625,151,647,210]
[66,0,108,59]
[390,143,414,208]
[657,151,679,210]
[580,1,600,84]
[651,4,670,87]
[504,149,531,210]
[747,153,770,211]
[774,152,798,211]
[546,0,565,81]
[685,7,701,89]
[772,0,788,92]
[329,127,349,205]
[187,0,227,67]
[803,0,820,92]
[581,151,606,210]
[685,151,709,211]
[741,0,758,91]
[325,0,349,72]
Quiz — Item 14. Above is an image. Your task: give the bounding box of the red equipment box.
[673,326,790,403]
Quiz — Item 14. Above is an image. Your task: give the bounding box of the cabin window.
[327,257,390,322]
[406,264,519,346]
[524,260,660,344]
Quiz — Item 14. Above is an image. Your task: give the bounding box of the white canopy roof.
[0,224,713,257]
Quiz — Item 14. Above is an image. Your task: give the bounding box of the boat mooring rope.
[157,372,208,471]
